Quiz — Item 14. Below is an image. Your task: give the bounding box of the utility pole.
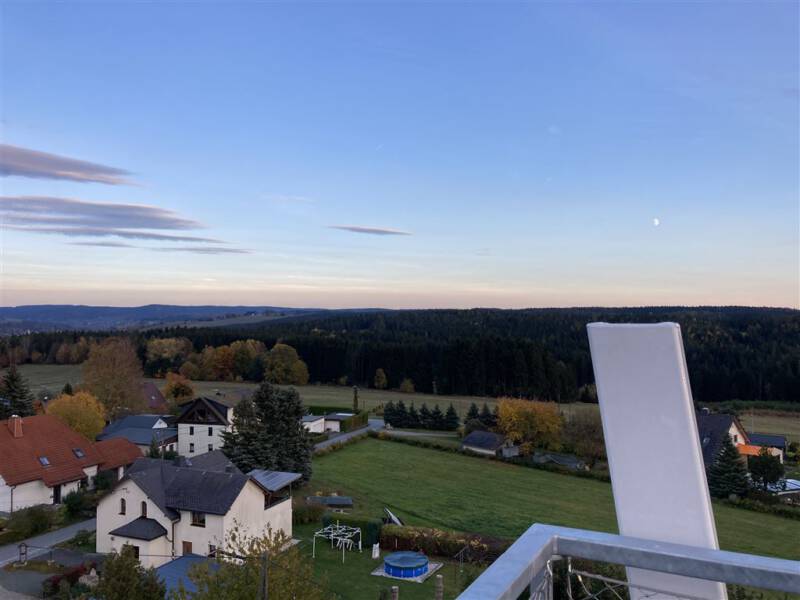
[260,550,269,600]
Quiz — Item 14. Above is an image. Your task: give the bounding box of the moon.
[652,217,661,227]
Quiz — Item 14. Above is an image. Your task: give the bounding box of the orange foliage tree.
[496,397,562,454]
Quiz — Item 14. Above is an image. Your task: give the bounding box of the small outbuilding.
[301,414,325,434]
[461,430,518,458]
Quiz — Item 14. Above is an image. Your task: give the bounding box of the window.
[189,443,195,453]
[120,498,126,515]
[72,448,85,459]
[208,544,217,557]
[189,426,194,435]
[733,434,739,443]
[208,443,213,452]
[38,456,50,466]
[141,501,147,517]
[191,511,206,527]
[208,427,212,436]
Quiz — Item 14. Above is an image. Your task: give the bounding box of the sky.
[1,2,798,309]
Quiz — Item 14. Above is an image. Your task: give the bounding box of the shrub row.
[322,513,383,545]
[720,497,800,521]
[292,501,327,525]
[339,411,369,433]
[313,432,369,456]
[379,525,511,563]
[307,405,352,416]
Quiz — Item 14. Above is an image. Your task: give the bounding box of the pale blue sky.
[1,2,798,308]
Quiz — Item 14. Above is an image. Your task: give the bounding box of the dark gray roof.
[109,517,167,541]
[748,433,787,450]
[306,495,353,507]
[533,451,586,470]
[99,414,170,437]
[175,397,231,426]
[302,414,324,423]
[461,430,505,451]
[324,412,355,421]
[97,426,177,446]
[124,456,249,517]
[176,450,240,473]
[248,469,302,492]
[696,412,739,467]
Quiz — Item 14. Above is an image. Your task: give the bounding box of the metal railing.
[456,524,800,600]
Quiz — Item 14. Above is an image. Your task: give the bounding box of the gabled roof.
[248,469,302,492]
[748,433,787,450]
[94,438,143,471]
[123,456,250,517]
[98,426,177,447]
[302,414,324,423]
[461,430,505,452]
[100,414,170,436]
[141,382,167,412]
[109,516,167,541]
[156,555,219,595]
[696,411,748,467]
[0,415,138,487]
[176,449,239,473]
[175,397,231,426]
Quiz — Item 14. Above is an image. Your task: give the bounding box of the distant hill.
[0,304,322,334]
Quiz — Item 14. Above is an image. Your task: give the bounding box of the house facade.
[696,409,783,466]
[97,452,296,568]
[175,397,234,457]
[0,415,140,513]
[301,414,325,434]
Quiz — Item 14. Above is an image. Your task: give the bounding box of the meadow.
[311,438,800,561]
[13,364,800,441]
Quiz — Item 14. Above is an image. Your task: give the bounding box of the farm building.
[461,430,519,458]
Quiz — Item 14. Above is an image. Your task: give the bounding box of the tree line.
[1,306,798,403]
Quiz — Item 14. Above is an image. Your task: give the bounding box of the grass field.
[13,364,800,441]
[311,438,800,561]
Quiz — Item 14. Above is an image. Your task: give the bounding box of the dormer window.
[38,456,50,466]
[72,448,85,459]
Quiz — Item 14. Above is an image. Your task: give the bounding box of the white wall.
[462,445,496,457]
[324,420,341,433]
[303,419,325,434]
[0,479,53,511]
[177,423,228,457]
[173,511,225,558]
[97,480,175,568]
[223,481,292,544]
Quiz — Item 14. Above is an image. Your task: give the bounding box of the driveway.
[313,418,384,451]
[0,518,96,568]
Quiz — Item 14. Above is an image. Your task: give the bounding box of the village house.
[695,409,783,465]
[96,450,299,568]
[461,430,520,458]
[301,414,325,434]
[97,414,178,455]
[174,397,235,457]
[0,415,141,512]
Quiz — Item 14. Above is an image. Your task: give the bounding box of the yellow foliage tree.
[496,397,562,454]
[47,391,107,440]
[263,343,310,385]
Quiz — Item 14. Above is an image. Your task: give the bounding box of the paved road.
[0,518,96,567]
[313,418,384,451]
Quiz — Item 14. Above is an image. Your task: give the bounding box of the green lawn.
[294,523,481,600]
[311,438,800,561]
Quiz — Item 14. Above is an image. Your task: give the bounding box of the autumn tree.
[496,397,562,454]
[0,364,35,419]
[563,410,606,467]
[83,338,145,419]
[172,525,326,600]
[398,378,415,393]
[95,545,165,600]
[263,343,309,385]
[374,368,388,390]
[162,372,195,410]
[47,391,107,440]
[145,337,193,376]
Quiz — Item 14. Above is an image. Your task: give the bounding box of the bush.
[63,491,87,518]
[94,471,114,492]
[293,501,326,525]
[306,405,351,416]
[8,505,54,538]
[339,411,369,433]
[42,561,95,597]
[380,525,510,562]
[322,513,382,545]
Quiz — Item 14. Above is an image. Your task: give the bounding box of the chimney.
[8,415,23,438]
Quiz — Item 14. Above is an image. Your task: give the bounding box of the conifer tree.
[222,383,312,479]
[383,401,396,426]
[0,365,34,419]
[61,382,73,395]
[479,403,494,428]
[395,400,409,428]
[430,404,445,430]
[707,435,749,499]
[418,403,432,429]
[444,403,460,431]
[407,403,420,428]
[466,403,480,421]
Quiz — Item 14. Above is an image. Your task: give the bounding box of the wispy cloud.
[0,144,134,185]
[69,241,136,248]
[1,196,200,230]
[328,225,412,236]
[3,224,221,242]
[150,246,251,255]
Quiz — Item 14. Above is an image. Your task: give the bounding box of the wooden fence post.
[434,574,444,600]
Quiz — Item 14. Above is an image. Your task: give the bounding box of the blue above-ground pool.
[384,551,429,578]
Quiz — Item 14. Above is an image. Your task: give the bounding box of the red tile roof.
[95,437,143,470]
[0,415,139,487]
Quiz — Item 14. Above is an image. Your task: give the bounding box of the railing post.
[391,585,399,600]
[434,574,443,600]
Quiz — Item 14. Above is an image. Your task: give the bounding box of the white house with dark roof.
[96,451,297,568]
[174,397,235,457]
[97,414,177,455]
